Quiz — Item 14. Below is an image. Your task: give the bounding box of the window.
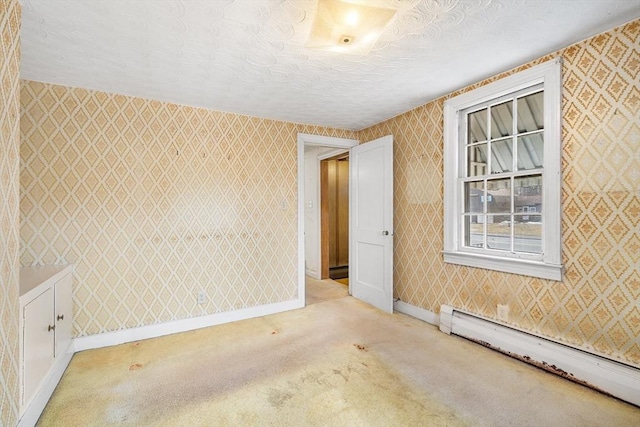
[443,59,562,281]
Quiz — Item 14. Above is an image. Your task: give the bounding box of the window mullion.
[512,97,518,174]
[482,178,487,249]
[510,176,515,253]
[486,107,492,177]
[484,108,491,251]
[511,98,517,253]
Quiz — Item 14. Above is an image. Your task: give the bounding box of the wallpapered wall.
[17,16,639,372]
[0,0,21,425]
[360,20,639,366]
[20,81,356,337]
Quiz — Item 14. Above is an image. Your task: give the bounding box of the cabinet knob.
[48,325,56,332]
[57,314,64,321]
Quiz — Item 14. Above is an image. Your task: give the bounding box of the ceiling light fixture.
[306,0,397,55]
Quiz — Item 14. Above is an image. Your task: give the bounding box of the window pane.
[517,133,543,170]
[468,108,487,143]
[490,138,513,173]
[514,215,542,254]
[491,101,513,139]
[464,215,484,248]
[515,175,542,214]
[487,178,510,213]
[467,143,487,177]
[464,181,484,213]
[517,91,543,133]
[486,215,511,251]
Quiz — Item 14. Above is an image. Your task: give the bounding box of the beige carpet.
[334,278,349,286]
[38,290,639,426]
[305,276,348,305]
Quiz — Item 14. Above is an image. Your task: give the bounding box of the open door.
[349,135,393,313]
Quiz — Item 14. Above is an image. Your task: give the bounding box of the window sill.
[443,251,562,281]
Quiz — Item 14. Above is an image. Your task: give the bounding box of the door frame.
[297,133,358,306]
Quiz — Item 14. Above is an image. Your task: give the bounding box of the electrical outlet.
[497,304,509,322]
[197,290,206,304]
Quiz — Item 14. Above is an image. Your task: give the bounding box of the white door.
[349,135,393,313]
[23,287,55,407]
[54,273,73,357]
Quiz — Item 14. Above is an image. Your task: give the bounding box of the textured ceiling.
[19,0,640,130]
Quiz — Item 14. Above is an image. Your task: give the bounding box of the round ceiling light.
[339,35,355,44]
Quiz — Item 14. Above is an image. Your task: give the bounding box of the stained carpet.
[38,290,639,426]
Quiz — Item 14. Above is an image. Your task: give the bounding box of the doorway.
[297,133,394,313]
[297,134,358,305]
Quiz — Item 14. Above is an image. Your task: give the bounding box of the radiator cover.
[439,305,640,407]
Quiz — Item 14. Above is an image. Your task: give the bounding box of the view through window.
[462,87,544,255]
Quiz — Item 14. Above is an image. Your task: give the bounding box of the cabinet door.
[23,287,55,406]
[54,274,73,357]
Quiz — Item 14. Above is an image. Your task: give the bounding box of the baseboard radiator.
[439,305,640,407]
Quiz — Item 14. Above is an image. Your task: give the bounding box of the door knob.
[382,231,389,236]
[48,325,56,332]
[57,314,64,321]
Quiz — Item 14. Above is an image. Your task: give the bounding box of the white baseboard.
[18,341,74,427]
[393,300,439,325]
[440,305,640,407]
[75,298,304,352]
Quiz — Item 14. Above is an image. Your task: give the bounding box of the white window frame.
[443,59,562,281]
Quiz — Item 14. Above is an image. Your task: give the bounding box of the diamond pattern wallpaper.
[16,12,639,385]
[359,20,639,367]
[20,81,356,337]
[0,0,21,425]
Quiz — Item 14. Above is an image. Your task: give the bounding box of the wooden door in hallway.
[320,155,349,280]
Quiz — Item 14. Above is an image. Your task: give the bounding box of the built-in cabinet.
[19,265,74,426]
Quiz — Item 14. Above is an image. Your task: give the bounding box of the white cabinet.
[54,276,73,358]
[22,286,55,407]
[19,265,74,425]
